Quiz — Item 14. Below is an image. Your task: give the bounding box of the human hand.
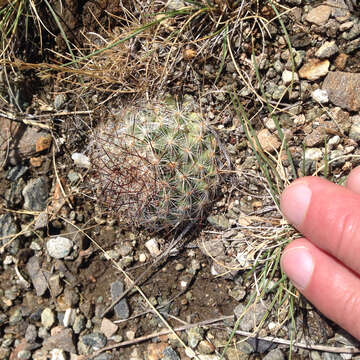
[280,166,360,340]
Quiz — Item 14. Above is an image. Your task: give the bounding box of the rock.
[50,349,66,360]
[305,5,332,25]
[343,23,360,41]
[147,343,168,360]
[6,165,28,181]
[328,0,350,18]
[207,214,230,229]
[17,350,32,360]
[54,94,67,110]
[334,53,348,70]
[41,308,56,329]
[304,127,326,147]
[257,129,281,153]
[187,327,204,348]
[25,324,37,343]
[43,327,76,353]
[198,340,215,354]
[315,41,339,58]
[73,314,86,334]
[0,213,18,245]
[166,0,185,10]
[263,349,285,360]
[349,115,360,141]
[72,152,90,168]
[48,274,63,297]
[35,135,52,152]
[63,308,76,327]
[22,176,49,211]
[110,280,130,320]
[46,236,73,259]
[311,89,328,104]
[144,238,161,257]
[5,178,24,207]
[162,347,180,360]
[322,71,360,111]
[100,318,118,338]
[282,70,299,85]
[234,303,267,332]
[322,353,342,360]
[25,256,48,296]
[63,287,80,307]
[81,332,107,349]
[299,59,330,80]
[305,148,323,162]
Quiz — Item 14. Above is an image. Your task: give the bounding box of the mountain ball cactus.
[89,95,220,232]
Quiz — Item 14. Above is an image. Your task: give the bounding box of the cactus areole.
[90,95,220,232]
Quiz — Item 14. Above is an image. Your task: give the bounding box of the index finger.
[281,176,360,275]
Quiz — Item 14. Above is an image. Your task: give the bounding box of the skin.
[280,165,360,340]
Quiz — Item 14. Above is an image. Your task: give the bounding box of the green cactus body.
[90,95,219,232]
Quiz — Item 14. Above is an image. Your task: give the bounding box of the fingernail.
[281,183,312,227]
[281,246,314,290]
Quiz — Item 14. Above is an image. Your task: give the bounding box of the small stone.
[47,236,73,259]
[282,70,298,85]
[63,308,76,327]
[305,148,323,162]
[25,324,37,344]
[145,238,161,257]
[110,280,130,320]
[234,303,267,332]
[187,327,204,348]
[63,287,80,307]
[162,347,180,360]
[334,53,348,70]
[35,135,52,152]
[299,59,329,81]
[50,349,66,360]
[54,94,67,110]
[22,176,49,211]
[41,308,56,329]
[257,128,281,153]
[305,5,332,25]
[26,256,48,296]
[48,274,63,297]
[147,343,168,360]
[17,350,32,360]
[207,214,230,229]
[349,115,360,142]
[0,213,18,245]
[101,318,118,338]
[82,333,107,349]
[263,349,285,360]
[229,285,247,301]
[322,71,360,111]
[73,314,86,334]
[198,340,215,354]
[315,41,339,58]
[139,253,147,262]
[72,153,90,168]
[30,157,44,167]
[43,327,76,353]
[311,89,329,104]
[6,165,28,181]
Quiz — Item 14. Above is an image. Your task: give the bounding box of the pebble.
[256,128,281,153]
[263,349,285,360]
[42,327,76,353]
[299,59,329,81]
[187,327,204,348]
[198,340,215,354]
[233,303,267,332]
[50,349,66,360]
[162,347,180,360]
[305,5,332,25]
[54,94,67,110]
[25,324,37,343]
[322,71,360,111]
[100,318,118,338]
[110,280,130,319]
[0,213,18,245]
[349,115,360,142]
[305,148,323,162]
[22,176,49,211]
[282,70,298,85]
[48,274,63,297]
[63,308,76,327]
[6,165,28,181]
[47,236,73,259]
[26,256,48,296]
[311,89,329,104]
[71,152,91,168]
[73,314,86,334]
[144,238,161,257]
[315,41,339,58]
[81,332,107,349]
[147,343,168,360]
[17,350,32,360]
[41,308,56,329]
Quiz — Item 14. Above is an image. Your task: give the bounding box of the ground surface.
[1,0,360,359]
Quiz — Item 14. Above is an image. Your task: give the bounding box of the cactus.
[89,95,220,232]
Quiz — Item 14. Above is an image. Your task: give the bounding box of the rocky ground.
[1,0,360,359]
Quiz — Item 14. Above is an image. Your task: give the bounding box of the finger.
[346,166,360,195]
[280,176,360,274]
[281,238,360,340]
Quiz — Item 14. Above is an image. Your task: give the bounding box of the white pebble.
[71,152,90,168]
[311,89,329,104]
[47,236,73,259]
[144,238,161,257]
[139,253,147,262]
[282,69,299,85]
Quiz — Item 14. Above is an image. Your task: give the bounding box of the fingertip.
[346,166,360,195]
